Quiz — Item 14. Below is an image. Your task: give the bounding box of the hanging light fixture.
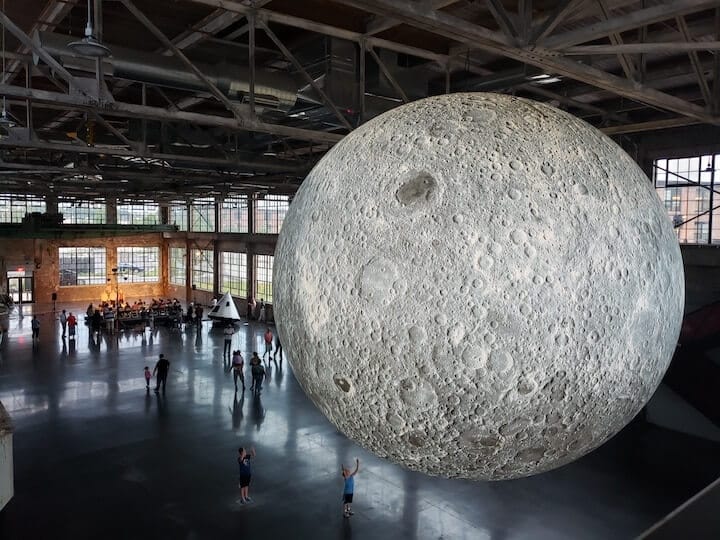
[0,0,15,130]
[68,0,111,58]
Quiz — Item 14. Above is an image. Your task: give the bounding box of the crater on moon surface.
[273,93,684,481]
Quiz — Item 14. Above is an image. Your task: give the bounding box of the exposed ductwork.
[34,31,299,111]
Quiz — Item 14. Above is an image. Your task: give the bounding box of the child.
[144,366,152,390]
[341,458,360,518]
[237,446,256,504]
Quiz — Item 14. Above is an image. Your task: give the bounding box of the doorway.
[7,271,34,303]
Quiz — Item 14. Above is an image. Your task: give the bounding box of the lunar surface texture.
[273,93,684,481]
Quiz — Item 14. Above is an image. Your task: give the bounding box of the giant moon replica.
[273,93,684,480]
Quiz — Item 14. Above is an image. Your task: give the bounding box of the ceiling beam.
[544,0,720,49]
[600,117,701,135]
[485,0,519,41]
[329,0,718,124]
[676,16,713,107]
[364,0,462,36]
[0,84,345,145]
[531,0,586,44]
[562,41,720,54]
[164,9,244,53]
[596,0,636,81]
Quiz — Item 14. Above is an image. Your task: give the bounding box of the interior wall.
[0,233,165,304]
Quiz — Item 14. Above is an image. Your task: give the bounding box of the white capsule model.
[273,93,684,480]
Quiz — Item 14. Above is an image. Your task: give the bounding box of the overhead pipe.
[34,31,299,111]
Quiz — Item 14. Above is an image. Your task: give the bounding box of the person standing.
[223,323,234,358]
[250,352,264,392]
[153,353,170,394]
[258,300,266,323]
[274,334,283,367]
[31,315,40,341]
[67,312,77,340]
[246,296,256,320]
[341,459,360,518]
[263,328,273,362]
[237,446,256,504]
[59,309,68,338]
[228,350,245,392]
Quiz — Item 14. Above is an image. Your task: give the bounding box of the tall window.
[191,249,214,291]
[654,155,717,244]
[0,194,46,223]
[220,252,248,297]
[220,195,249,233]
[59,198,106,224]
[169,247,186,286]
[59,247,106,286]
[254,194,289,234]
[191,197,216,232]
[255,254,274,303]
[117,247,160,282]
[169,203,188,231]
[117,200,159,225]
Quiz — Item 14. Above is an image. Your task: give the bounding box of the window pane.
[117,247,160,282]
[117,200,159,225]
[169,203,188,231]
[191,197,216,232]
[220,195,249,233]
[220,251,247,297]
[254,194,289,234]
[255,254,274,303]
[59,247,107,286]
[58,198,106,224]
[191,249,214,292]
[0,194,46,223]
[169,247,186,286]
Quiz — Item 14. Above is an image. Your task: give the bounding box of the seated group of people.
[85,298,184,329]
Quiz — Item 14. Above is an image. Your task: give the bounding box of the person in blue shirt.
[237,446,256,504]
[341,458,360,518]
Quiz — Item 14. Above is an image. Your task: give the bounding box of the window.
[169,247,186,286]
[169,203,188,231]
[191,197,216,232]
[58,198,106,224]
[220,252,248,297]
[220,195,249,233]
[663,188,682,212]
[59,247,106,286]
[117,200,159,225]
[0,194,46,223]
[254,194,289,234]
[191,249,214,292]
[655,154,720,244]
[255,254,274,303]
[117,247,160,282]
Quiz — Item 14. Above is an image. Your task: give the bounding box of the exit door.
[7,276,34,303]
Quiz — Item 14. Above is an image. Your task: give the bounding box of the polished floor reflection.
[1,304,719,539]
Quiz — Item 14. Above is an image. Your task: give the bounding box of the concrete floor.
[0,304,719,540]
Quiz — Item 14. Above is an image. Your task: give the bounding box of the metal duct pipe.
[34,31,299,111]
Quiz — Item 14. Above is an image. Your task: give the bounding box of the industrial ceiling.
[0,0,718,200]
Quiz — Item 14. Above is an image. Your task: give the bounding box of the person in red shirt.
[263,328,273,363]
[67,312,77,340]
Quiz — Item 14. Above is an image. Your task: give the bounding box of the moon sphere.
[273,93,684,480]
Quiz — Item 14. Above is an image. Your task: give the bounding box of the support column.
[46,193,58,215]
[185,239,192,304]
[106,197,118,224]
[213,241,220,298]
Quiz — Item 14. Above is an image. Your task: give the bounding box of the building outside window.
[58,247,106,286]
[58,198,106,224]
[169,247,186,286]
[254,194,289,234]
[191,197,216,232]
[117,200,159,225]
[169,203,188,231]
[0,194,46,223]
[220,195,249,233]
[255,254,274,303]
[655,154,718,244]
[220,251,247,297]
[117,247,160,282]
[191,248,214,291]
